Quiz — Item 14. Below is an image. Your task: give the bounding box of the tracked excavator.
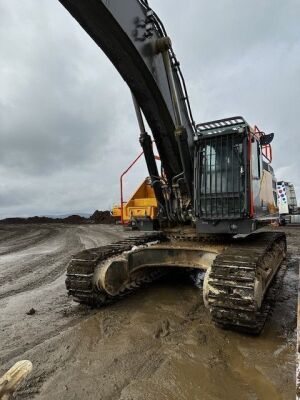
[60,0,286,334]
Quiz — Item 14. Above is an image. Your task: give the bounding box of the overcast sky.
[0,0,299,218]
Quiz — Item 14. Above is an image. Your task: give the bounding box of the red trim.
[263,144,272,163]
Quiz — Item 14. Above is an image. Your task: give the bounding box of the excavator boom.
[59,0,195,217]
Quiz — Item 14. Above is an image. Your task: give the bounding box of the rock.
[0,360,33,399]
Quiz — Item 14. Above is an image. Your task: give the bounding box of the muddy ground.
[0,224,299,399]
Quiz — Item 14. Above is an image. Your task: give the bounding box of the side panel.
[255,169,278,216]
[252,139,279,218]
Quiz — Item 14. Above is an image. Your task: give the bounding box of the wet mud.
[0,224,299,399]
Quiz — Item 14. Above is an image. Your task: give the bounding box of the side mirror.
[260,132,274,146]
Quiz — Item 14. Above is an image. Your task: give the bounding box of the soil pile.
[0,216,59,224]
[0,211,114,225]
[90,210,114,224]
[63,215,87,224]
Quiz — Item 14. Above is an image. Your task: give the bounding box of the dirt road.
[0,224,298,399]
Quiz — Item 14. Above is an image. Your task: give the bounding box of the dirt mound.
[0,216,58,224]
[63,215,87,224]
[0,211,114,225]
[90,210,114,224]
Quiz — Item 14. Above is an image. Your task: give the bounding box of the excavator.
[61,0,286,334]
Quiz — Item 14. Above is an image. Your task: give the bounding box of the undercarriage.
[66,230,286,334]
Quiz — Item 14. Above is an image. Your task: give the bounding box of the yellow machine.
[112,178,158,230]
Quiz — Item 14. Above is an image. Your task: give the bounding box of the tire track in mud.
[76,225,133,248]
[0,225,58,256]
[0,226,62,282]
[0,224,126,300]
[0,229,76,298]
[108,304,201,400]
[0,254,70,300]
[0,301,94,366]
[0,224,128,375]
[29,283,208,400]
[0,225,29,242]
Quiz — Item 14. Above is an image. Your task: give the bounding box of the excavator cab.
[195,117,278,234]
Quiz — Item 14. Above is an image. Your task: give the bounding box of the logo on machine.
[277,182,287,205]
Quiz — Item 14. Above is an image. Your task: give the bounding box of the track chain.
[207,231,287,334]
[66,232,165,306]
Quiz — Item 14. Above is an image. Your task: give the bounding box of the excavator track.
[66,230,287,335]
[66,233,165,306]
[206,231,287,334]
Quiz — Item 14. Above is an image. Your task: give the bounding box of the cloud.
[0,0,299,217]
